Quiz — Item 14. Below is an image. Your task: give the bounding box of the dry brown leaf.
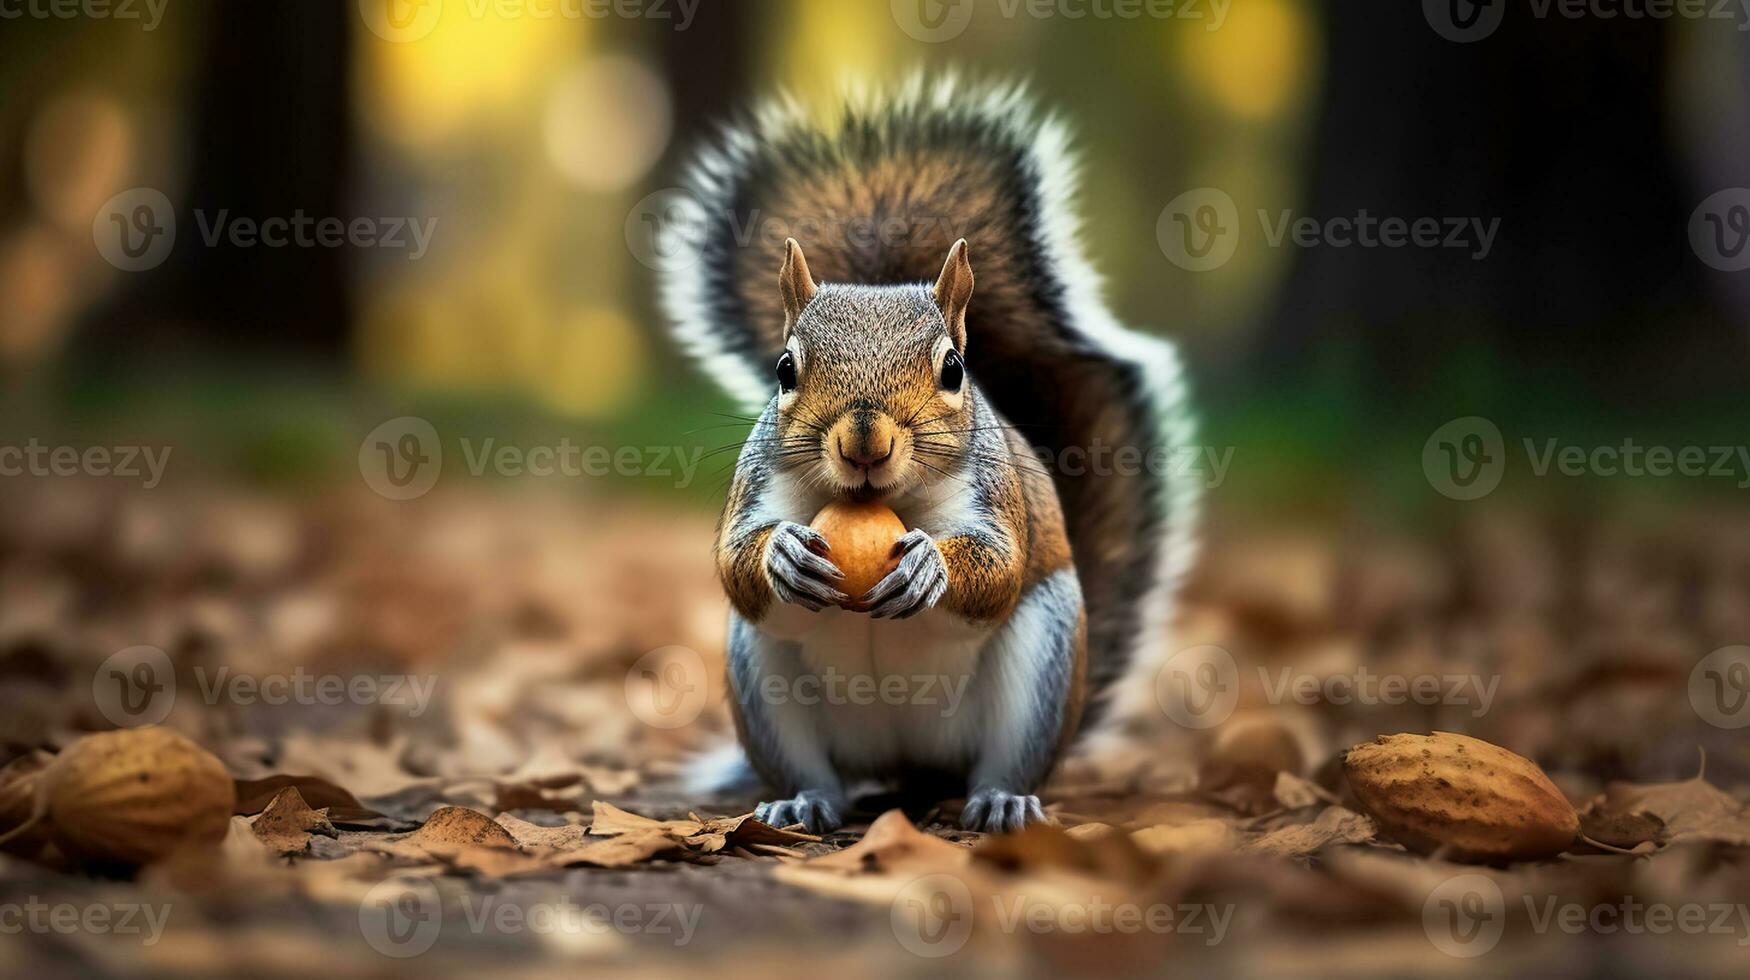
[803,809,970,875]
[1244,806,1376,857]
[1130,819,1234,857]
[588,800,702,837]
[248,787,337,856]
[683,813,820,853]
[493,812,592,849]
[233,775,384,825]
[1600,769,1750,846]
[974,821,1162,887]
[0,751,51,853]
[1576,808,1667,851]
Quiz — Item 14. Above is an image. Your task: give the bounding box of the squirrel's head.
[770,237,976,501]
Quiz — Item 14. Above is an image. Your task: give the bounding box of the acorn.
[810,500,907,606]
[0,726,236,867]
[1343,731,1577,862]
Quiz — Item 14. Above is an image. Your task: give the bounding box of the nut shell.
[1343,731,1577,862]
[40,726,236,866]
[809,500,906,604]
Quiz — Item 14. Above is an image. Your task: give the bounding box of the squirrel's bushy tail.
[661,75,1199,731]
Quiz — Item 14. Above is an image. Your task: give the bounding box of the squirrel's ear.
[932,239,973,351]
[778,238,818,335]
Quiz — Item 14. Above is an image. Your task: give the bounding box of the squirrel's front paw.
[755,790,844,834]
[764,522,848,612]
[960,788,1047,834]
[862,529,948,619]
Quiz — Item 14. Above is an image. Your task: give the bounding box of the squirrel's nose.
[838,435,894,470]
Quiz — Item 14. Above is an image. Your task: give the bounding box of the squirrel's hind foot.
[960,788,1047,834]
[755,790,844,835]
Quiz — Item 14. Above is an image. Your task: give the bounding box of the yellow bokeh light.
[543,55,672,192]
[533,307,644,419]
[1178,0,1314,122]
[357,7,581,146]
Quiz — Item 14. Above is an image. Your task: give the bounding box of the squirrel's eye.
[939,349,964,392]
[775,351,798,392]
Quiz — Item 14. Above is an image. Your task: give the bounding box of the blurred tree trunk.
[91,0,355,363]
[1261,3,1750,420]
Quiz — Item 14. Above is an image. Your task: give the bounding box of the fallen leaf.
[1600,757,1750,846]
[974,821,1161,887]
[1244,806,1376,857]
[1576,808,1667,852]
[803,810,970,875]
[1130,819,1234,857]
[0,751,50,853]
[683,813,819,854]
[248,787,338,856]
[234,775,385,825]
[588,800,702,837]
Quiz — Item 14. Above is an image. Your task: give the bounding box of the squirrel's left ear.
[932,239,973,352]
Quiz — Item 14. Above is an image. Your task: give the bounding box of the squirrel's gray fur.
[659,75,1200,815]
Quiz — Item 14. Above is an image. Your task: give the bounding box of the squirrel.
[659,77,1199,834]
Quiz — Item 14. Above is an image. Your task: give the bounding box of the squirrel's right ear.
[778,238,818,336]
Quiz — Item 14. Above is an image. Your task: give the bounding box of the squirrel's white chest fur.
[759,602,994,772]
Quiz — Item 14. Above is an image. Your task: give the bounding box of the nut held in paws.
[809,500,906,606]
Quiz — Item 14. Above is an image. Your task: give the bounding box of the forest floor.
[1,477,1748,978]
